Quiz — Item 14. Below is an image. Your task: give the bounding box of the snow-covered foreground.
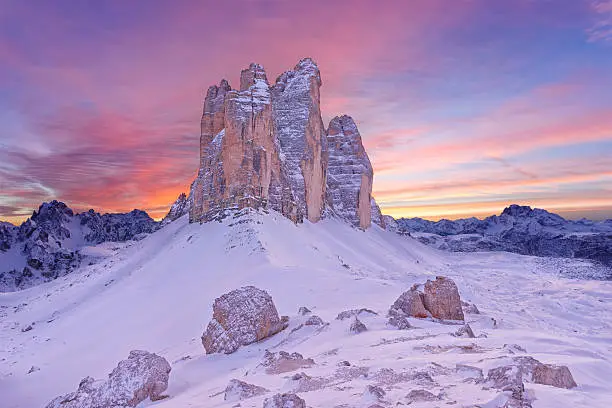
[1,211,611,407]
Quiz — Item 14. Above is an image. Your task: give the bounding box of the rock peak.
[240,62,268,91]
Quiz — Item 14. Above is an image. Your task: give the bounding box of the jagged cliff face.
[325,115,374,229]
[272,59,327,223]
[188,58,380,228]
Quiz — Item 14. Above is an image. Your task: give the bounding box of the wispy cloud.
[587,0,612,42]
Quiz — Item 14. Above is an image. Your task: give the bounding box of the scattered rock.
[461,300,480,314]
[423,276,464,320]
[263,392,306,408]
[297,306,311,316]
[44,350,171,408]
[362,385,386,402]
[304,315,324,326]
[387,314,412,330]
[455,364,484,382]
[27,365,40,374]
[337,360,351,367]
[452,324,475,338]
[224,379,268,402]
[261,350,315,374]
[202,286,288,354]
[349,317,368,334]
[21,324,33,332]
[336,308,378,320]
[406,389,440,402]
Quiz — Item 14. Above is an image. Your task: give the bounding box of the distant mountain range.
[0,200,159,292]
[390,204,612,267]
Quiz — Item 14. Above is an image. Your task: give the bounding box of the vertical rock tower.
[187,58,383,229]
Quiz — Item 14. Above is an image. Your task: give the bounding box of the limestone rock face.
[325,115,374,229]
[44,350,171,408]
[390,286,429,318]
[370,198,386,228]
[272,58,327,223]
[531,363,577,389]
[423,276,465,320]
[202,286,288,354]
[190,63,298,223]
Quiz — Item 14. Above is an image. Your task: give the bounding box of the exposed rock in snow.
[224,378,268,402]
[325,115,373,229]
[452,324,476,338]
[349,317,368,334]
[0,201,159,292]
[461,300,480,314]
[423,276,465,320]
[44,350,171,408]
[387,313,412,330]
[390,285,429,318]
[297,306,311,316]
[263,392,306,408]
[201,286,288,354]
[531,362,577,389]
[161,193,191,225]
[389,277,464,321]
[393,204,612,268]
[261,350,315,374]
[336,308,378,320]
[405,389,440,403]
[362,384,386,403]
[304,315,324,326]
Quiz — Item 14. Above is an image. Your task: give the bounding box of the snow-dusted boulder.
[263,392,306,408]
[390,285,429,318]
[224,379,268,402]
[44,350,171,408]
[423,276,464,320]
[390,277,464,321]
[202,286,288,354]
[531,362,577,389]
[261,350,315,374]
[349,317,367,334]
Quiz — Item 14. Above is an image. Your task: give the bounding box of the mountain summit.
[179,58,384,229]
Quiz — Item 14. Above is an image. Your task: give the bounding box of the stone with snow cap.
[202,286,288,354]
[44,350,171,408]
[326,114,374,229]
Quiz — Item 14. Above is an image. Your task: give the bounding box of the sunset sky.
[1,0,611,224]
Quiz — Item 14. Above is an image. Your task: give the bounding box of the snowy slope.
[1,210,611,407]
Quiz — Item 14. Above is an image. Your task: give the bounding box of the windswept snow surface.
[1,211,611,407]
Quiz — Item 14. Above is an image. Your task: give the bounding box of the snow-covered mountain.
[394,205,612,268]
[1,210,611,407]
[0,201,159,292]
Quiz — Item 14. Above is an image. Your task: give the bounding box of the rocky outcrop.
[202,286,288,354]
[350,317,368,334]
[325,115,374,229]
[370,199,386,228]
[389,276,464,321]
[224,379,268,402]
[0,201,159,292]
[261,350,315,374]
[45,350,171,408]
[161,193,191,225]
[190,64,298,223]
[186,58,387,229]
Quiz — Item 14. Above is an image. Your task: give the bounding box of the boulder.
[202,286,288,354]
[532,363,577,389]
[45,350,171,408]
[304,315,324,326]
[423,276,464,320]
[336,308,377,320]
[350,317,367,334]
[263,392,306,408]
[390,285,429,318]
